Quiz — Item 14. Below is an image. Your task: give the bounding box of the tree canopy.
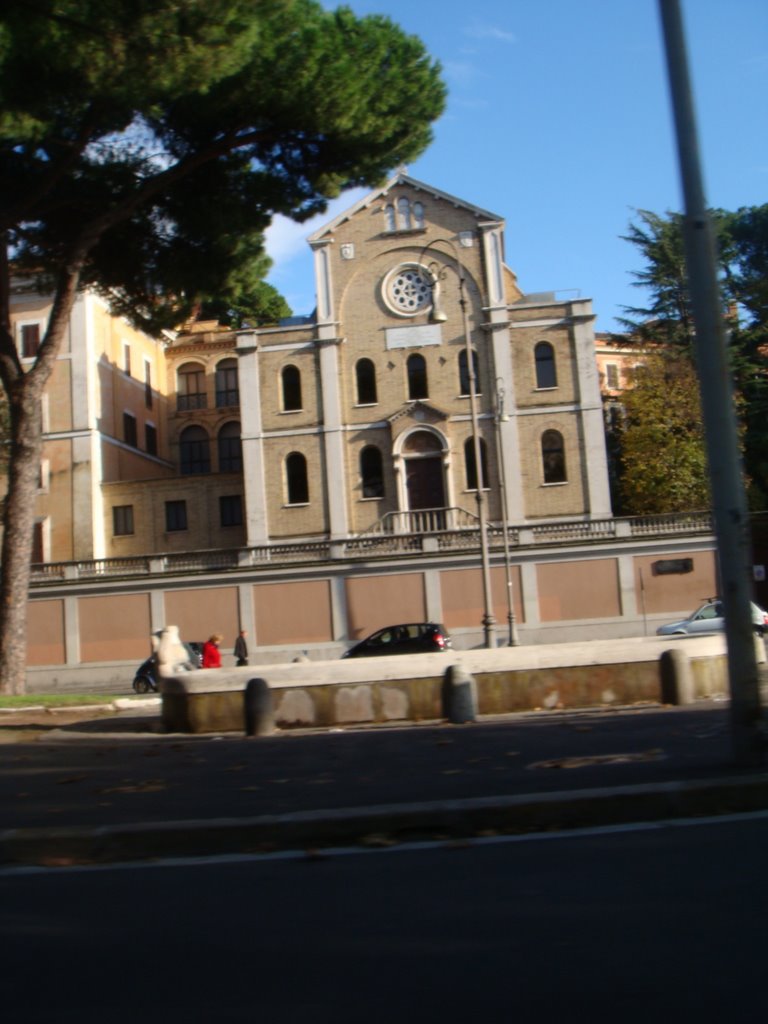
[0,0,446,692]
[613,205,768,514]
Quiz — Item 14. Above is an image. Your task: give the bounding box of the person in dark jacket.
[234,629,249,666]
[202,633,223,668]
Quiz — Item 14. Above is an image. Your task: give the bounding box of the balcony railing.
[28,509,716,585]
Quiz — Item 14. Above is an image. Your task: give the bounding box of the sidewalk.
[1,700,767,867]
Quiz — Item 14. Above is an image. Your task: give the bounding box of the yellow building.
[11,174,613,564]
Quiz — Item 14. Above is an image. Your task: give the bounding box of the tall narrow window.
[145,423,157,456]
[281,365,302,411]
[360,446,384,498]
[165,500,188,532]
[113,505,134,536]
[464,437,489,491]
[542,429,566,483]
[179,425,211,474]
[123,412,138,448]
[220,495,243,527]
[384,203,396,232]
[407,353,428,400]
[605,363,619,389]
[355,358,377,405]
[412,201,425,228]
[123,342,131,376]
[177,363,207,410]
[458,349,481,396]
[534,342,557,389]
[215,358,239,407]
[397,196,412,230]
[31,521,45,563]
[218,421,242,472]
[20,324,40,358]
[286,452,309,504]
[144,360,153,409]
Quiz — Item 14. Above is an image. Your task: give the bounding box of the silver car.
[656,599,768,637]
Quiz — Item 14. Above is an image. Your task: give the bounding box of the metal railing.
[27,509,717,585]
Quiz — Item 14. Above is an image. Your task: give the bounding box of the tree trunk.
[0,262,81,694]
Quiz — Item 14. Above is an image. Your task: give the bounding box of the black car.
[132,642,203,693]
[342,623,452,659]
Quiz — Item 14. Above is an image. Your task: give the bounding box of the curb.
[3,773,768,868]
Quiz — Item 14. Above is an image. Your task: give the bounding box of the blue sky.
[265,0,768,331]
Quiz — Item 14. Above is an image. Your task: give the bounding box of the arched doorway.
[403,430,446,512]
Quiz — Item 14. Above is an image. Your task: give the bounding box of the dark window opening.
[179,425,211,474]
[286,452,309,504]
[145,423,157,456]
[458,349,481,396]
[535,342,557,389]
[21,324,40,358]
[215,359,239,408]
[282,365,302,411]
[220,495,243,527]
[123,412,138,448]
[113,505,134,536]
[464,437,489,491]
[355,358,377,405]
[218,421,242,472]
[165,500,187,532]
[177,365,207,411]
[407,353,428,400]
[360,446,384,498]
[542,429,566,483]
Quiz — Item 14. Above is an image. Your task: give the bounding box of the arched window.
[412,201,425,229]
[177,362,206,411]
[535,342,557,389]
[355,358,377,405]
[179,425,210,475]
[542,429,566,483]
[458,349,481,396]
[215,358,239,408]
[285,452,309,504]
[464,437,489,491]
[360,446,384,498]
[281,365,302,411]
[218,421,242,472]
[397,196,412,230]
[407,353,428,400]
[384,204,396,232]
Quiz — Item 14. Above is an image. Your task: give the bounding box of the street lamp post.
[495,381,520,646]
[420,238,496,648]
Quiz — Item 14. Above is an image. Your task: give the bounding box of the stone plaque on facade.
[385,324,443,349]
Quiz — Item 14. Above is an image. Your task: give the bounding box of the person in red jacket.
[201,633,223,668]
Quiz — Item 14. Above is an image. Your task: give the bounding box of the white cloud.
[265,188,369,267]
[465,23,517,44]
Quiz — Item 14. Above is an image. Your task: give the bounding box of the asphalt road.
[3,813,767,1023]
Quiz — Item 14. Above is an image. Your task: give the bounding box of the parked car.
[132,641,203,693]
[342,622,452,659]
[656,599,768,637]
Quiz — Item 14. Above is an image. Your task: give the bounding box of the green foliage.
[618,205,768,510]
[617,351,710,515]
[0,0,446,333]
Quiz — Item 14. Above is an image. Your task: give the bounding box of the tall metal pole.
[495,382,520,645]
[659,0,763,765]
[420,238,496,648]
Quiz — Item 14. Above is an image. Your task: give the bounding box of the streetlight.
[494,380,520,646]
[419,238,496,649]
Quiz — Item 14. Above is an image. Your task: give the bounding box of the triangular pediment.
[308,172,504,244]
[388,400,449,426]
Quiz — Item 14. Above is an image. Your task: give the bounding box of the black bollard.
[441,664,478,724]
[244,677,274,737]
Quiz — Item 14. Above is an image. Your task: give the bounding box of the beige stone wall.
[345,571,426,640]
[26,599,66,666]
[79,592,152,661]
[441,564,522,630]
[512,323,578,408]
[253,579,334,645]
[537,559,621,621]
[103,474,245,555]
[633,551,717,613]
[516,413,587,518]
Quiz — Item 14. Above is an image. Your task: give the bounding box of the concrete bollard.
[659,648,695,705]
[442,664,478,723]
[244,677,275,737]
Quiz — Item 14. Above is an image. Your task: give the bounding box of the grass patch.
[0,694,130,709]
